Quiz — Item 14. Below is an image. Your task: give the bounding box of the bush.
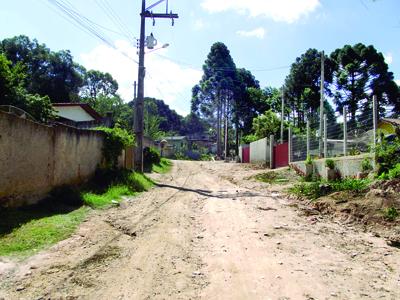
[325,159,335,169]
[143,146,161,171]
[305,155,313,165]
[362,157,373,172]
[384,207,399,221]
[375,137,400,175]
[388,163,400,179]
[96,126,134,169]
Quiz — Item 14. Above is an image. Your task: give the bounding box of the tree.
[192,42,237,156]
[1,35,84,103]
[330,43,399,121]
[284,49,334,128]
[80,70,118,104]
[182,113,207,136]
[252,110,281,139]
[144,98,164,140]
[93,94,132,130]
[0,53,55,122]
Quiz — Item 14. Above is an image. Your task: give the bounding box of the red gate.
[242,146,250,163]
[274,142,288,168]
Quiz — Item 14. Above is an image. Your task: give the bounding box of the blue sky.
[1,0,399,116]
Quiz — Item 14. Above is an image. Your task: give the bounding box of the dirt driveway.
[1,161,399,300]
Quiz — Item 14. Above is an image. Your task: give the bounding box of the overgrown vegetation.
[0,168,154,256]
[0,206,88,257]
[143,146,161,171]
[255,171,289,184]
[96,126,134,169]
[383,207,399,221]
[289,178,371,200]
[152,158,172,174]
[375,136,400,177]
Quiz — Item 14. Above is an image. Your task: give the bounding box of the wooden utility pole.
[319,51,325,158]
[134,0,178,172]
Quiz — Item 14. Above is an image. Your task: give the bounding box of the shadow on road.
[155,183,261,199]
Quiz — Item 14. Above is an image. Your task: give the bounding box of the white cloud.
[201,0,320,23]
[395,79,400,86]
[384,52,393,65]
[80,40,201,115]
[237,27,266,39]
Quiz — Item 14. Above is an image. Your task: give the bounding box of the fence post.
[270,135,274,169]
[343,106,347,156]
[288,126,292,164]
[306,119,310,158]
[324,114,327,158]
[373,95,378,149]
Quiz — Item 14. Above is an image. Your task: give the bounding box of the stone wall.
[0,111,105,207]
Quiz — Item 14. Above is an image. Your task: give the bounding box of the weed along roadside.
[0,127,171,258]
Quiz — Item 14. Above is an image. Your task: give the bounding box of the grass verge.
[0,169,153,257]
[152,158,172,174]
[288,178,371,200]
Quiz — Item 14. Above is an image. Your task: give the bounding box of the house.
[53,103,111,129]
[378,118,400,135]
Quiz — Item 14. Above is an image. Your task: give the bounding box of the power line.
[94,0,137,42]
[154,53,290,73]
[46,0,139,64]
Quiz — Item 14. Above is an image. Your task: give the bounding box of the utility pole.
[319,51,325,158]
[134,0,178,172]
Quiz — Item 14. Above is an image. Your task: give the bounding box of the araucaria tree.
[330,43,399,121]
[191,42,237,157]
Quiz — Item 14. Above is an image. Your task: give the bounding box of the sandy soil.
[1,161,400,300]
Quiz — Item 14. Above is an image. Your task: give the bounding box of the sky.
[1,0,399,116]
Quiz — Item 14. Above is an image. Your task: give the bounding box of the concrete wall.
[250,137,270,164]
[0,111,105,207]
[291,154,374,179]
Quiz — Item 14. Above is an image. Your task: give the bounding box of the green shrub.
[96,127,134,169]
[384,207,399,221]
[362,157,373,172]
[325,159,335,169]
[388,163,400,179]
[143,146,161,171]
[375,137,400,175]
[305,155,313,165]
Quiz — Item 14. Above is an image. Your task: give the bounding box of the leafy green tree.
[1,35,84,103]
[144,98,164,140]
[182,113,207,135]
[93,94,133,130]
[80,70,118,104]
[252,110,281,139]
[284,48,334,128]
[330,43,399,121]
[0,53,55,122]
[192,42,237,156]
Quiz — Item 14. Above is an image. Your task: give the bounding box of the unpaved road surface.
[1,161,400,300]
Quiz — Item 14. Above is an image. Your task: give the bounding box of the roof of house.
[53,103,103,121]
[163,136,187,141]
[380,118,400,126]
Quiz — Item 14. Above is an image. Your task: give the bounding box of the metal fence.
[291,99,377,162]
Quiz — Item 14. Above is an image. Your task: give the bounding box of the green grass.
[289,178,371,200]
[152,158,172,174]
[0,170,154,257]
[0,207,88,257]
[82,172,153,209]
[255,171,289,184]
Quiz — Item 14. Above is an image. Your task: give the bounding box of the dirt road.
[1,161,399,299]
